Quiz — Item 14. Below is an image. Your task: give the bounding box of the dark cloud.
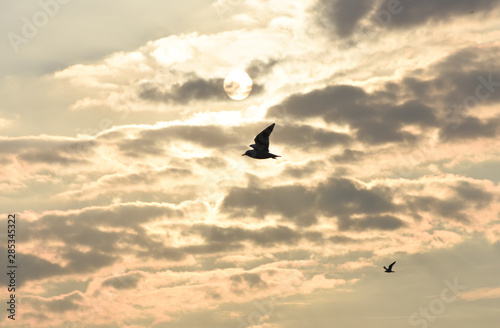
[13,254,64,286]
[95,167,192,189]
[137,244,187,261]
[191,224,302,246]
[63,250,118,273]
[230,273,267,289]
[440,116,500,141]
[317,178,395,217]
[281,161,324,179]
[1,251,115,287]
[0,137,97,167]
[102,273,144,290]
[408,196,469,223]
[30,203,183,232]
[267,84,438,145]
[272,124,352,149]
[44,293,83,313]
[183,242,245,255]
[400,47,500,142]
[316,0,373,38]
[303,231,324,243]
[194,156,227,169]
[453,181,493,209]
[139,77,227,104]
[222,177,397,229]
[223,175,491,231]
[337,215,406,231]
[118,137,165,157]
[139,75,264,104]
[245,59,279,79]
[18,150,86,165]
[15,204,187,279]
[267,47,500,145]
[403,48,500,110]
[386,101,438,126]
[403,182,494,224]
[136,125,238,149]
[375,0,500,29]
[24,292,84,314]
[317,0,500,38]
[268,85,366,120]
[333,149,366,163]
[222,184,316,224]
[328,235,365,244]
[355,120,416,144]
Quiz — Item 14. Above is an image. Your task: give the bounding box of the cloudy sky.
[1,0,500,327]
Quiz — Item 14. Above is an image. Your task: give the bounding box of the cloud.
[102,272,144,290]
[337,214,406,231]
[0,136,97,160]
[24,292,84,314]
[272,124,352,149]
[191,224,302,246]
[281,160,325,179]
[266,84,438,145]
[453,181,494,209]
[126,125,239,151]
[333,149,366,163]
[316,178,395,217]
[407,196,468,224]
[374,0,500,29]
[316,0,373,38]
[139,77,228,104]
[230,272,268,289]
[3,2,500,327]
[222,177,398,228]
[266,46,500,148]
[222,184,316,225]
[440,116,500,141]
[63,250,118,274]
[316,0,500,39]
[11,254,64,286]
[18,150,86,165]
[245,58,279,79]
[114,122,350,161]
[461,287,500,301]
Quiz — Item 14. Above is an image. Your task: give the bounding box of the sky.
[1,0,500,327]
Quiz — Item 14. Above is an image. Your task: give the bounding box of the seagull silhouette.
[384,261,396,273]
[242,123,281,159]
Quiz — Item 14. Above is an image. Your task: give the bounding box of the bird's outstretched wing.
[253,123,275,152]
[388,261,396,270]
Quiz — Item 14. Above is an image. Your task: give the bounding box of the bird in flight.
[242,123,281,159]
[384,261,396,273]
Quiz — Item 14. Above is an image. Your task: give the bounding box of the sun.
[223,70,253,100]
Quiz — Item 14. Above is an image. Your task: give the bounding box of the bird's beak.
[241,154,246,156]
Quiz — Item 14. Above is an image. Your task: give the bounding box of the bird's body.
[242,123,280,159]
[243,149,280,159]
[384,261,396,273]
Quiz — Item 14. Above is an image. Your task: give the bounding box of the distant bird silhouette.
[470,11,475,14]
[242,123,281,159]
[384,261,396,273]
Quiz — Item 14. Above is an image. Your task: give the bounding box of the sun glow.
[223,69,253,100]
